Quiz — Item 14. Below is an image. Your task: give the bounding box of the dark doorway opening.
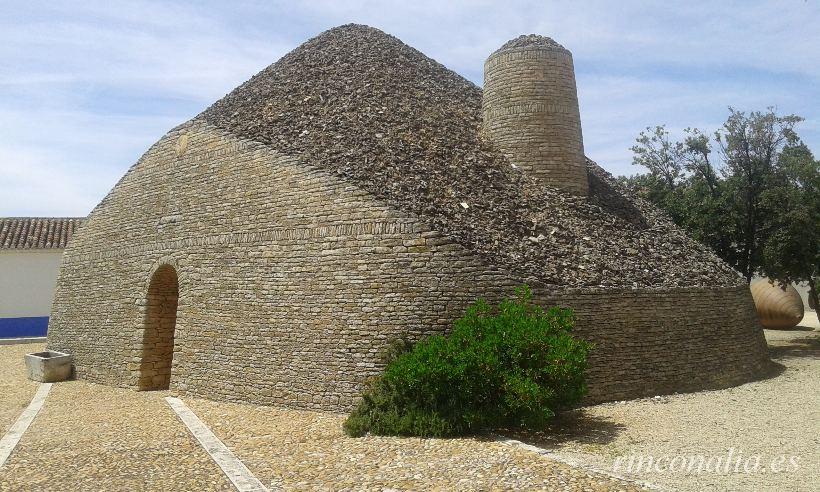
[139,264,179,390]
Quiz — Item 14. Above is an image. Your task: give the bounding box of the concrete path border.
[0,383,52,468]
[165,396,271,492]
[495,435,668,491]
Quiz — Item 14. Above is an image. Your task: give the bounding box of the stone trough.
[25,350,73,382]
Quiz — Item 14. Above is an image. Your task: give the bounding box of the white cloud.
[0,0,818,215]
[0,106,177,215]
[0,145,106,217]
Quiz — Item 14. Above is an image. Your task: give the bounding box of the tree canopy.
[622,107,819,309]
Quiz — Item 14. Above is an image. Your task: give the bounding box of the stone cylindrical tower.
[483,35,588,195]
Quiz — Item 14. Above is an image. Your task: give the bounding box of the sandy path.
[0,379,232,491]
[0,343,44,435]
[185,396,645,491]
[514,312,820,492]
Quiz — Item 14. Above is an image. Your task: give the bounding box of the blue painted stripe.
[0,317,49,338]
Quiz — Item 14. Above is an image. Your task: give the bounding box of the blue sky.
[2,0,818,216]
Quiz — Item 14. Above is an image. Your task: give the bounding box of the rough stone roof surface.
[198,24,742,289]
[0,217,84,250]
[496,34,567,52]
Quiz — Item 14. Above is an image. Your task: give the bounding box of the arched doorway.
[138,264,179,390]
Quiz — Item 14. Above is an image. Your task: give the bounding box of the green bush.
[343,286,592,438]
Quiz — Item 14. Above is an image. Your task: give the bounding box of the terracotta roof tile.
[0,217,85,250]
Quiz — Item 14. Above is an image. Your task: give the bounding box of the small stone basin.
[25,350,73,382]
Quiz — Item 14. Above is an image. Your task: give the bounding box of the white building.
[0,217,83,338]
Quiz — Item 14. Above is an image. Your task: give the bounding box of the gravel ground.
[185,398,644,491]
[0,342,43,435]
[0,342,643,491]
[0,376,231,491]
[4,314,814,491]
[513,311,820,492]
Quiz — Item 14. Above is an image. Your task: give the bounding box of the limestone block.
[25,350,73,383]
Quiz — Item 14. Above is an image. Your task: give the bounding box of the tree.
[630,125,683,190]
[629,125,720,194]
[681,128,719,194]
[715,108,803,281]
[625,108,818,304]
[759,144,820,309]
[624,126,736,264]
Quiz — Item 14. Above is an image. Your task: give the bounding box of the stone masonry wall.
[47,121,769,411]
[483,45,589,195]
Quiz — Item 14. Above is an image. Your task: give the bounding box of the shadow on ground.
[768,332,820,360]
[498,410,625,451]
[768,325,816,332]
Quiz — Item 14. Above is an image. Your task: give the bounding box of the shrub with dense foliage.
[343,286,592,438]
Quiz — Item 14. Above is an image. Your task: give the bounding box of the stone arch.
[138,262,180,390]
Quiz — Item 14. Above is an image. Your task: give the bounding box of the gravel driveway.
[513,312,820,492]
[0,343,42,435]
[0,342,641,491]
[3,313,815,491]
[184,397,643,491]
[0,343,231,491]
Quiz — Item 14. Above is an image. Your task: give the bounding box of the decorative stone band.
[484,47,572,72]
[483,102,577,118]
[64,221,422,263]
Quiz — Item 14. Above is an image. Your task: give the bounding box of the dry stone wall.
[483,43,588,195]
[48,121,769,411]
[196,24,742,289]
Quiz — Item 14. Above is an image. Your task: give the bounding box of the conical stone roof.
[496,34,568,52]
[197,24,741,289]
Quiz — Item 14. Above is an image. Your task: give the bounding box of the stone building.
[47,25,770,411]
[0,217,82,339]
